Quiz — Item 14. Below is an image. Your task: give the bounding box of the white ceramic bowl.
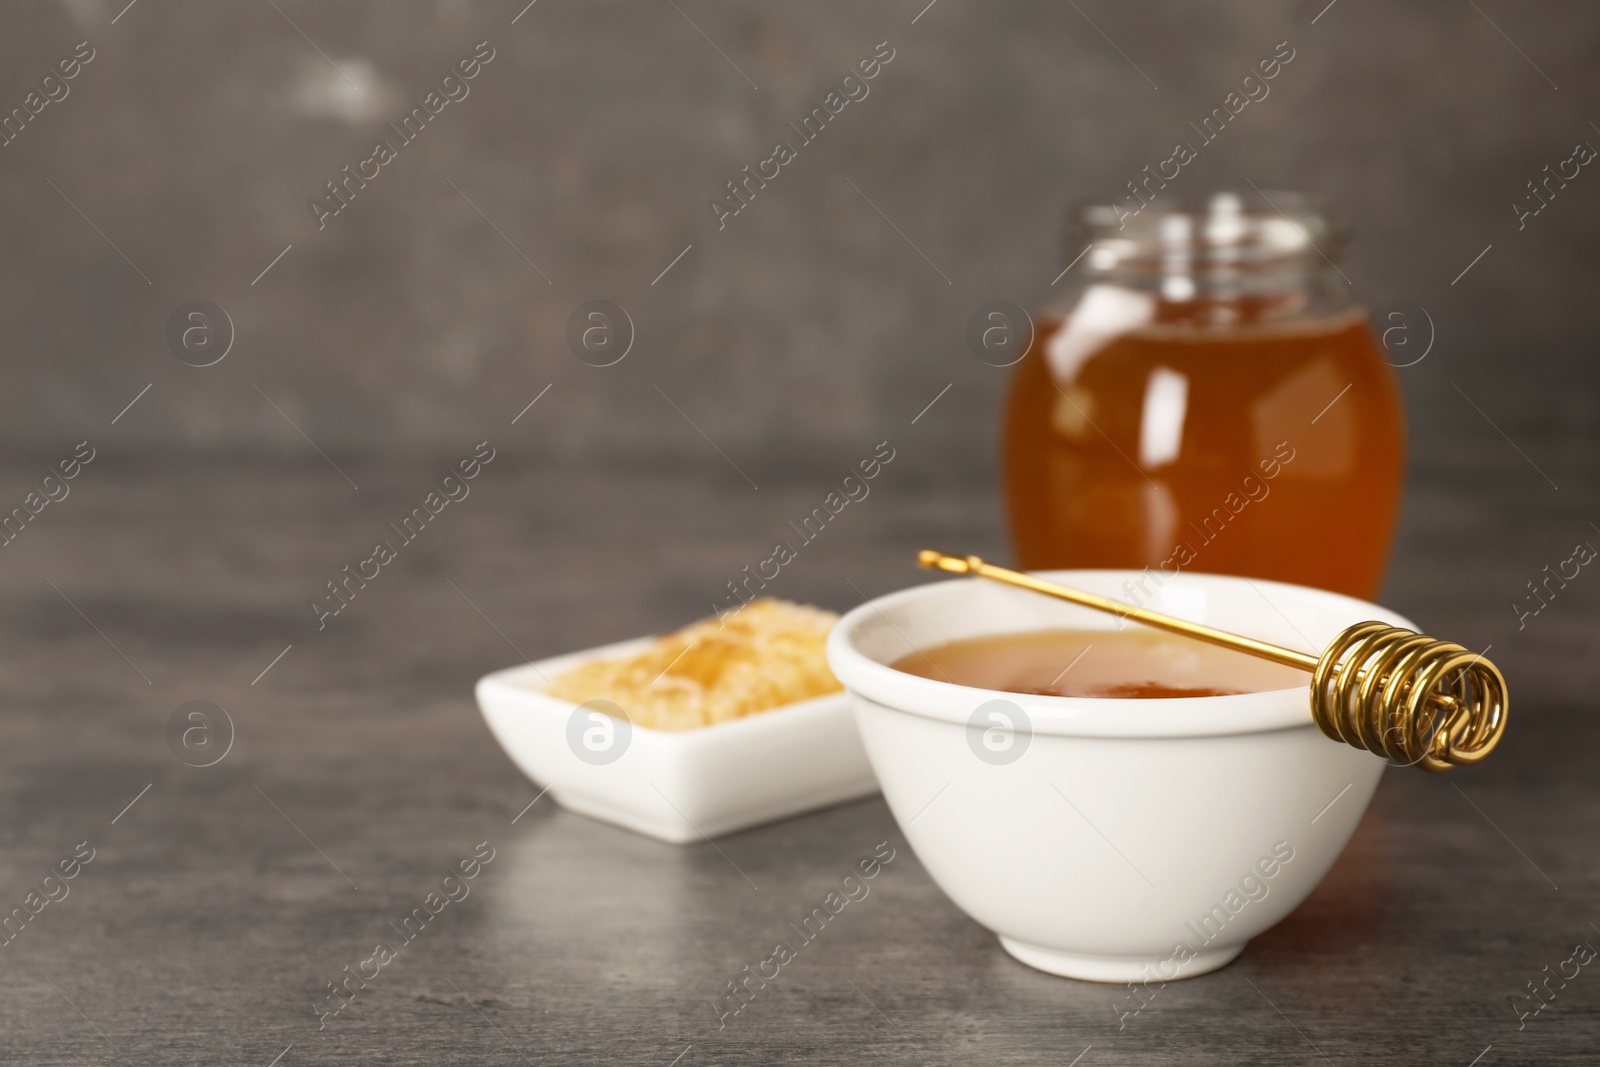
[826,570,1401,983]
[476,637,878,844]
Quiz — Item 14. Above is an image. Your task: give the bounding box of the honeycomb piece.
[545,599,843,731]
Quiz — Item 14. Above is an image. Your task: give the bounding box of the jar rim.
[1068,191,1345,271]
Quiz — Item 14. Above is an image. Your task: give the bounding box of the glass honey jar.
[1001,193,1404,600]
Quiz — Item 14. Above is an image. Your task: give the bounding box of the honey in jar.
[1002,194,1404,600]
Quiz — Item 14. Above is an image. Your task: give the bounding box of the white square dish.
[475,637,880,843]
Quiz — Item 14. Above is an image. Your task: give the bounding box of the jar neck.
[1068,193,1353,326]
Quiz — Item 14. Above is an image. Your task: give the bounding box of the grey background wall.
[0,0,1596,479]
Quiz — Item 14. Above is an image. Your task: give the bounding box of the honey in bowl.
[891,627,1308,699]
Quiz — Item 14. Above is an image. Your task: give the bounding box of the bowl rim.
[825,569,1418,740]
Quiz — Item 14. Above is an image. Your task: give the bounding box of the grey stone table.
[0,445,1595,1065]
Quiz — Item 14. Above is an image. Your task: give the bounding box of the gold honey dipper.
[916,551,1507,773]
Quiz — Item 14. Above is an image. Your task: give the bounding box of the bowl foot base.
[997,936,1244,983]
